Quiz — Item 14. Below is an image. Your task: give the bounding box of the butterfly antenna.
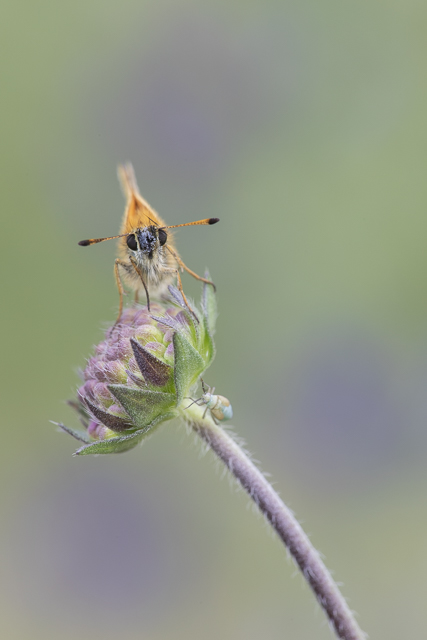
[161,218,219,230]
[146,214,159,227]
[78,233,129,247]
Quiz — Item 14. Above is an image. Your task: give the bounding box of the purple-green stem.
[185,405,366,640]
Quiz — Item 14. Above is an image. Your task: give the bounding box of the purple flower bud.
[105,343,120,361]
[83,358,97,381]
[133,309,152,326]
[97,425,113,440]
[94,361,110,382]
[87,420,113,441]
[95,341,108,356]
[175,311,190,327]
[126,356,139,373]
[78,379,97,402]
[62,278,218,454]
[117,338,133,359]
[119,307,137,324]
[109,404,128,418]
[144,341,166,358]
[104,360,127,384]
[164,343,174,365]
[134,325,164,345]
[163,329,174,344]
[87,420,100,438]
[93,382,113,407]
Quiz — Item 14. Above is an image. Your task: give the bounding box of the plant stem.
[185,408,366,640]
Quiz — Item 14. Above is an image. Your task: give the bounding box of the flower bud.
[58,279,217,455]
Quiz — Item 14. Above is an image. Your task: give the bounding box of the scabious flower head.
[59,279,217,455]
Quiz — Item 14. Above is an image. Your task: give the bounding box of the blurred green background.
[1,1,427,638]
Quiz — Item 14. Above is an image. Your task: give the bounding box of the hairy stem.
[185,407,366,640]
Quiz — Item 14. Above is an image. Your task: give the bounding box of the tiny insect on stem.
[183,379,232,424]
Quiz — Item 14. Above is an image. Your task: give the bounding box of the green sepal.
[200,275,217,365]
[173,331,206,405]
[73,411,176,455]
[74,430,145,455]
[107,385,177,429]
[166,286,200,348]
[54,421,91,444]
[201,273,217,336]
[199,314,215,367]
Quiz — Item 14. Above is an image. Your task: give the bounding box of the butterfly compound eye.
[126,234,138,251]
[158,229,167,246]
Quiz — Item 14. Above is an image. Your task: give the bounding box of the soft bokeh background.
[1,1,427,638]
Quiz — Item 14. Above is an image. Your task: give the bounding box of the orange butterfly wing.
[118,163,167,234]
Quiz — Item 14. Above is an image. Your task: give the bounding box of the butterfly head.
[126,226,168,259]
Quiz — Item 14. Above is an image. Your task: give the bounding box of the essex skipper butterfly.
[79,163,219,320]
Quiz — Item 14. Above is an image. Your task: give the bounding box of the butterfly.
[79,163,219,320]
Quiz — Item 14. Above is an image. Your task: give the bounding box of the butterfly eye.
[158,229,167,246]
[126,234,138,251]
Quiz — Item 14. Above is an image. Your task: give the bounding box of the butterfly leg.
[129,256,151,312]
[114,259,130,323]
[166,246,216,291]
[164,267,198,322]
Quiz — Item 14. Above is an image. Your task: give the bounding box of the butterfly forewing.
[118,163,168,234]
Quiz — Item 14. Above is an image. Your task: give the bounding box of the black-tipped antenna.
[78,233,129,247]
[160,217,219,230]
